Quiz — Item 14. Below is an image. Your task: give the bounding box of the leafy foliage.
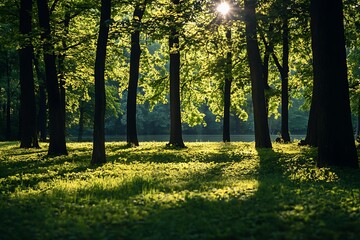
[0,0,358,142]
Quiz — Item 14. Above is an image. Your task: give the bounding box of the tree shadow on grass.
[0,152,103,194]
[2,144,360,239]
[107,150,251,164]
[120,148,360,239]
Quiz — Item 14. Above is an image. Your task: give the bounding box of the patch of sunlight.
[273,142,306,155]
[288,167,339,182]
[141,179,259,207]
[223,159,259,177]
[284,155,339,183]
[338,188,360,218]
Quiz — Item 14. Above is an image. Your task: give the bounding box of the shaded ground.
[0,141,360,239]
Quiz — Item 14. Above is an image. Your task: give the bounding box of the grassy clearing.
[1,141,360,239]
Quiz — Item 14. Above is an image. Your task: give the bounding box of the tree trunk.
[357,97,360,140]
[78,100,84,142]
[261,27,273,92]
[5,52,11,140]
[34,53,48,142]
[19,0,39,148]
[168,0,185,148]
[244,0,272,148]
[223,29,232,142]
[58,8,70,134]
[311,0,358,167]
[91,0,111,164]
[303,89,318,146]
[280,6,291,143]
[127,2,147,147]
[262,43,271,117]
[37,0,67,156]
[38,85,47,141]
[0,90,2,135]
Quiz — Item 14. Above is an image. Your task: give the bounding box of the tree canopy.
[0,0,359,167]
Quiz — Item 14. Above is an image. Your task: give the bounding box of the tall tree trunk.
[37,0,67,156]
[19,0,39,148]
[168,0,185,148]
[91,0,111,164]
[311,0,358,167]
[244,0,272,148]
[5,51,11,140]
[260,27,273,93]
[357,97,360,140]
[223,29,232,142]
[0,90,2,135]
[302,88,318,146]
[34,54,47,142]
[78,100,84,142]
[262,41,271,117]
[280,4,291,143]
[127,2,147,147]
[58,9,70,134]
[262,48,271,91]
[38,85,47,141]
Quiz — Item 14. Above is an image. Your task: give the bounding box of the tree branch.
[271,52,283,73]
[49,0,61,15]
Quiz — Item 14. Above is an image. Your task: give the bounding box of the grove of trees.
[0,0,359,167]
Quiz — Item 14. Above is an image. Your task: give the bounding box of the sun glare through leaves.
[217,2,230,16]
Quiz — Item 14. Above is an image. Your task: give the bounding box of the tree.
[37,0,67,156]
[311,0,358,167]
[270,0,291,143]
[126,1,148,147]
[33,53,47,142]
[91,0,111,164]
[279,10,290,143]
[4,51,13,140]
[244,0,272,148]
[19,0,39,148]
[216,3,234,143]
[167,0,185,148]
[223,29,232,142]
[58,4,71,134]
[302,83,318,146]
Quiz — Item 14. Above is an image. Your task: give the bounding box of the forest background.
[0,0,359,143]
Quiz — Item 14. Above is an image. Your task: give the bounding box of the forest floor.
[1,141,360,239]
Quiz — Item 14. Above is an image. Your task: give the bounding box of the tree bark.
[127,2,147,147]
[262,41,271,117]
[34,54,47,142]
[58,7,70,134]
[38,85,47,141]
[78,100,84,142]
[260,27,273,92]
[5,52,11,140]
[37,0,67,155]
[357,97,360,140]
[223,29,232,142]
[303,83,318,146]
[280,5,291,143]
[311,0,358,167]
[19,0,39,148]
[91,0,111,164]
[168,0,185,148]
[244,0,272,148]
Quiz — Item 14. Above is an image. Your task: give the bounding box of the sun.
[216,2,230,16]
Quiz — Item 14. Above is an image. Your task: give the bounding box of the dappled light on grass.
[1,141,360,239]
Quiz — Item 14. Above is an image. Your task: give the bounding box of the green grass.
[1,141,360,239]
